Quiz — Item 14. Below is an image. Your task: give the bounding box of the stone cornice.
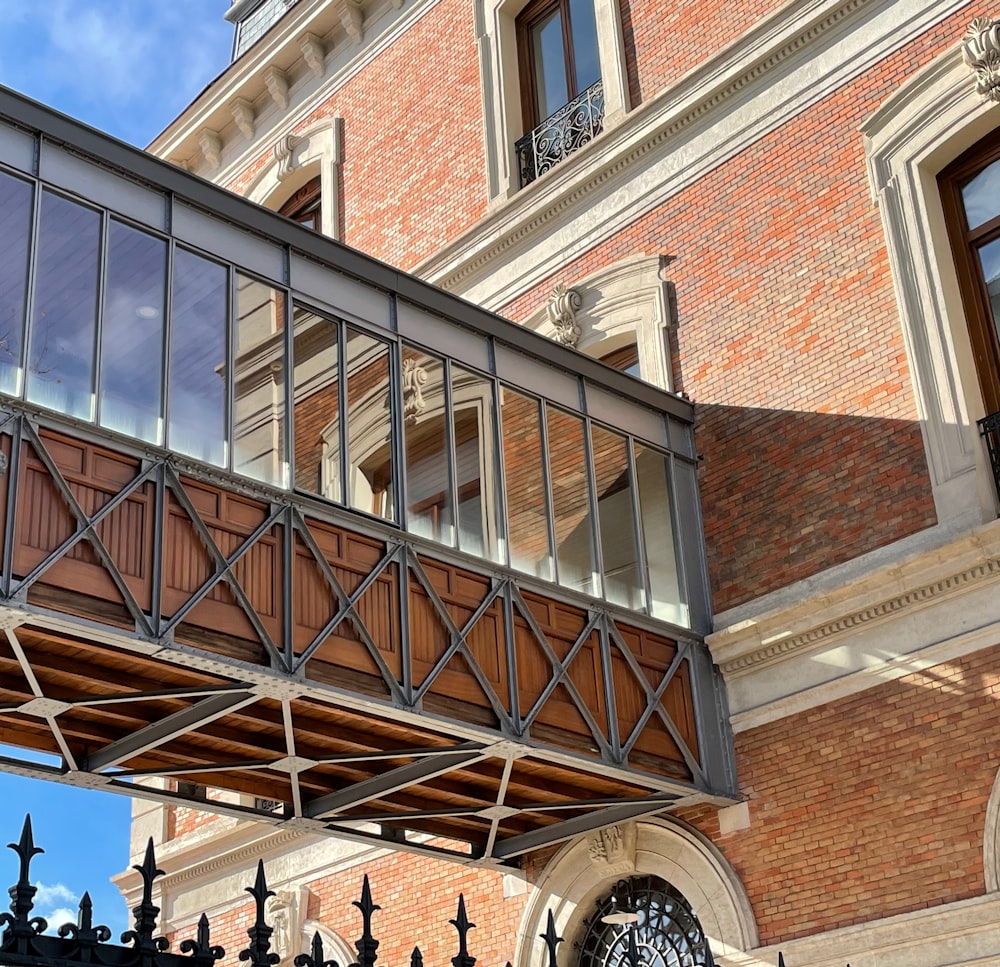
[414,0,966,307]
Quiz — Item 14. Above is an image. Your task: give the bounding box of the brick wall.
[677,639,1000,944]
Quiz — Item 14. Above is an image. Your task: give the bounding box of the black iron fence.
[980,410,1000,505]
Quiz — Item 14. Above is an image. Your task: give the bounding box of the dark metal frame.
[979,410,1000,506]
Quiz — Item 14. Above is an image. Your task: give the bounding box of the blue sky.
[0,0,236,941]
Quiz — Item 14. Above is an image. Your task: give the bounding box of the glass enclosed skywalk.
[0,86,734,864]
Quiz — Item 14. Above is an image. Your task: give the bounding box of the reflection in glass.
[634,445,683,624]
[977,236,1000,345]
[169,248,227,467]
[0,171,33,397]
[546,406,598,594]
[26,191,100,420]
[591,425,642,609]
[402,345,452,544]
[569,0,600,92]
[531,10,568,121]
[234,273,286,486]
[346,327,393,521]
[452,365,502,561]
[292,306,340,501]
[500,388,553,580]
[100,221,166,443]
[962,157,1000,231]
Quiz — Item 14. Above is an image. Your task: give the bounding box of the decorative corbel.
[402,358,428,423]
[546,283,583,347]
[336,0,364,45]
[198,129,223,171]
[230,97,256,141]
[273,134,301,181]
[962,17,1000,102]
[299,32,327,78]
[263,65,291,110]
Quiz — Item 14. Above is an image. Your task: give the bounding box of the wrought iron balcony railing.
[980,409,1000,504]
[515,80,605,188]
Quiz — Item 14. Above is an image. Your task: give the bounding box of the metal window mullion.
[488,361,510,567]
[226,265,236,471]
[337,318,348,506]
[20,178,43,401]
[539,401,558,585]
[391,338,408,531]
[279,282,292,489]
[627,436,652,615]
[92,210,110,426]
[582,416,604,600]
[442,356,459,549]
[667,452,691,618]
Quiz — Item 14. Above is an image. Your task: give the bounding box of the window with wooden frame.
[599,342,640,378]
[278,176,321,232]
[940,130,1000,417]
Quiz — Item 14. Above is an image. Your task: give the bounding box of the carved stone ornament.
[586,823,635,875]
[546,283,583,347]
[198,130,222,170]
[265,890,297,963]
[273,134,301,180]
[962,17,1000,102]
[402,358,428,423]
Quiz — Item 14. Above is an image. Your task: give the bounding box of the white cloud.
[34,882,77,908]
[33,882,80,932]
[44,906,79,930]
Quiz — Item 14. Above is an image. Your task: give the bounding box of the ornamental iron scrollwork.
[515,80,605,188]
[577,875,715,967]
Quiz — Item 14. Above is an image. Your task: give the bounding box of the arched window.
[278,176,322,232]
[577,875,715,967]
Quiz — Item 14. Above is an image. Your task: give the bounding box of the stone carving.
[402,358,428,423]
[266,890,297,963]
[231,97,256,140]
[337,0,364,45]
[546,283,583,347]
[299,33,327,78]
[273,135,301,180]
[963,17,1000,102]
[587,824,634,874]
[264,65,290,110]
[198,130,222,170]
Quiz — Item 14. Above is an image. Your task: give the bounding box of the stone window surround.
[245,118,343,239]
[862,44,1000,530]
[475,0,629,203]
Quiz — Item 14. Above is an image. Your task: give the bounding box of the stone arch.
[984,766,1000,892]
[513,818,756,967]
[298,919,355,967]
[245,119,342,239]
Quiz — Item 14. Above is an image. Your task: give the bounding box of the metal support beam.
[82,691,257,771]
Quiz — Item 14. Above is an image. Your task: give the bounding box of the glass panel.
[546,406,598,594]
[500,388,553,580]
[531,9,569,121]
[169,248,227,467]
[0,171,33,397]
[99,220,166,443]
[26,191,100,420]
[452,365,503,562]
[402,344,452,544]
[346,327,393,521]
[962,157,1000,231]
[634,444,683,624]
[292,306,340,501]
[568,0,600,92]
[977,236,1000,345]
[234,273,287,486]
[591,424,642,609]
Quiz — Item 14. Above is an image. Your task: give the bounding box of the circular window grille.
[576,875,714,967]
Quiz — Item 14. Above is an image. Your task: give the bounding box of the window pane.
[100,220,166,443]
[402,344,452,544]
[169,248,227,467]
[500,388,553,580]
[234,273,287,486]
[962,157,1000,231]
[452,365,503,562]
[292,306,340,500]
[591,425,643,609]
[531,9,569,120]
[978,236,1000,346]
[0,171,33,397]
[547,406,598,594]
[346,327,393,521]
[26,191,100,420]
[634,444,683,624]
[568,0,600,92]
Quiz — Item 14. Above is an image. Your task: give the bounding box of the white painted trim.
[863,45,1000,532]
[415,0,969,309]
[474,0,630,203]
[512,818,757,967]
